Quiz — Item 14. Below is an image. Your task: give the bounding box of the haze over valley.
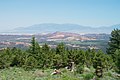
[2,23,120,34]
[1,23,119,52]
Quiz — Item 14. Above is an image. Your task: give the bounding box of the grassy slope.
[0,67,119,80]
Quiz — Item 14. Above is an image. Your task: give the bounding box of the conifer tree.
[26,36,41,69]
[115,49,120,73]
[107,29,120,55]
[56,43,67,67]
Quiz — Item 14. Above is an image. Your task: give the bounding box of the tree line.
[0,29,120,74]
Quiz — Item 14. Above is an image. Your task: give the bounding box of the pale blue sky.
[0,0,120,32]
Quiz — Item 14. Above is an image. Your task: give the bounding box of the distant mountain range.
[13,23,120,34]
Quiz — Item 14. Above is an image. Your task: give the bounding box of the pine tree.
[107,29,120,55]
[26,36,41,69]
[56,43,67,67]
[114,49,120,73]
[0,48,12,68]
[93,50,104,78]
[41,43,52,68]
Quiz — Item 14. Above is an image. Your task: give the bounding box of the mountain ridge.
[13,23,120,34]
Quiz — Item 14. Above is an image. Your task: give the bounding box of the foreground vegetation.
[0,29,120,80]
[0,67,119,80]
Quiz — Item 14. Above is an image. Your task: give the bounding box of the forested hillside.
[0,29,120,80]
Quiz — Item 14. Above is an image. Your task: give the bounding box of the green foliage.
[85,49,96,67]
[41,43,52,69]
[0,36,114,72]
[0,48,27,69]
[93,50,102,69]
[76,63,84,74]
[54,43,68,68]
[107,29,120,73]
[28,36,41,56]
[115,49,120,73]
[23,56,38,70]
[82,73,94,80]
[0,48,12,68]
[0,66,119,80]
[25,36,42,69]
[107,29,120,55]
[0,35,119,79]
[0,67,35,80]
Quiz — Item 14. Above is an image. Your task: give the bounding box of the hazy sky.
[0,0,120,32]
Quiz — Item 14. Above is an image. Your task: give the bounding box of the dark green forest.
[0,29,120,79]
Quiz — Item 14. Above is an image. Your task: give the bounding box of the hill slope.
[13,23,120,34]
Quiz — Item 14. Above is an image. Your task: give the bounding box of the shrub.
[82,73,94,80]
[76,63,84,74]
